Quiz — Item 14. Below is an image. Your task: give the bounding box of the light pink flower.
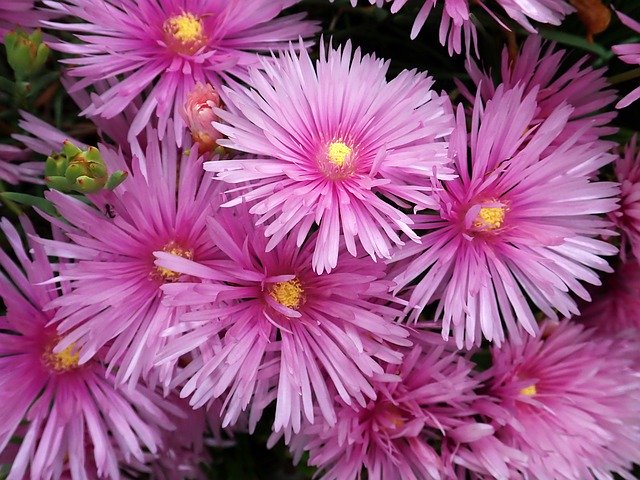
[0,143,43,184]
[0,217,176,480]
[208,41,454,273]
[480,320,640,479]
[460,35,617,146]
[0,0,53,37]
[182,82,223,154]
[391,84,619,348]
[154,204,410,433]
[613,11,640,108]
[38,127,224,389]
[43,0,319,144]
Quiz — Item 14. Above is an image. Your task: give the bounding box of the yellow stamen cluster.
[156,241,194,282]
[474,206,506,230]
[43,343,80,372]
[270,278,304,310]
[165,13,204,43]
[520,384,537,397]
[327,141,352,167]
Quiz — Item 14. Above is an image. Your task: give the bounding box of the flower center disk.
[474,206,506,230]
[270,278,304,310]
[520,384,537,397]
[163,12,206,54]
[155,241,194,282]
[43,342,80,373]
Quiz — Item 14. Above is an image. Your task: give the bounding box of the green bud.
[45,141,126,194]
[4,29,50,80]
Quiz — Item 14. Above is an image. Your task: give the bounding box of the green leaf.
[0,192,58,216]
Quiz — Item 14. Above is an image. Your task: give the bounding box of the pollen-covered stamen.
[270,278,304,310]
[163,12,206,54]
[327,141,352,167]
[520,384,537,397]
[155,241,194,282]
[474,206,506,230]
[43,341,80,373]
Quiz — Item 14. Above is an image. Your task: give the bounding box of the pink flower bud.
[183,82,223,153]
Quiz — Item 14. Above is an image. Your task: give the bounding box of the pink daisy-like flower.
[613,11,640,108]
[613,134,640,261]
[578,259,640,333]
[338,0,572,55]
[0,143,43,184]
[0,216,176,480]
[208,41,454,274]
[480,320,640,479]
[0,1,52,37]
[391,84,619,348]
[43,0,318,144]
[287,333,526,480]
[154,204,410,433]
[461,35,617,145]
[39,128,224,389]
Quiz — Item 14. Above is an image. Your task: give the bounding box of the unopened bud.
[183,83,223,154]
[4,29,50,80]
[45,141,127,194]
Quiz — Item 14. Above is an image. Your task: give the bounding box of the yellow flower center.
[474,206,506,230]
[163,13,206,54]
[270,278,304,310]
[155,241,194,282]
[43,342,80,373]
[520,384,537,397]
[327,141,352,167]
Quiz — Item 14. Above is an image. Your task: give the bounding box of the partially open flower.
[183,83,223,154]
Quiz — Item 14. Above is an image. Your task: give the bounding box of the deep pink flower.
[612,134,640,260]
[480,320,640,479]
[38,128,224,389]
[0,217,176,480]
[182,82,224,154]
[613,11,640,108]
[0,1,52,37]
[154,205,410,433]
[43,0,318,144]
[0,143,43,184]
[391,85,619,348]
[461,35,617,145]
[287,333,525,480]
[207,41,454,273]
[578,259,640,333]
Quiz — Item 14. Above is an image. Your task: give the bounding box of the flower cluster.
[0,0,639,479]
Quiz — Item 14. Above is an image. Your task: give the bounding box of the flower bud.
[45,141,128,194]
[183,83,223,153]
[4,29,50,80]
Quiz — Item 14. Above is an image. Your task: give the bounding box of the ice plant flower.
[154,205,410,433]
[613,11,640,108]
[578,259,640,333]
[613,134,640,260]
[182,82,224,154]
[208,41,454,273]
[0,1,52,37]
[480,320,640,479]
[39,128,223,389]
[0,217,175,480]
[287,334,525,480]
[391,85,619,348]
[0,143,43,184]
[43,0,318,144]
[461,35,617,145]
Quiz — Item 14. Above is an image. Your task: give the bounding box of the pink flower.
[578,259,640,333]
[460,35,617,146]
[287,333,524,480]
[0,1,53,37]
[38,128,224,389]
[480,320,640,479]
[0,217,176,480]
[43,0,318,144]
[391,84,619,348]
[0,143,43,184]
[613,135,640,261]
[613,11,640,108]
[182,82,223,154]
[154,205,410,433]
[207,41,454,273]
